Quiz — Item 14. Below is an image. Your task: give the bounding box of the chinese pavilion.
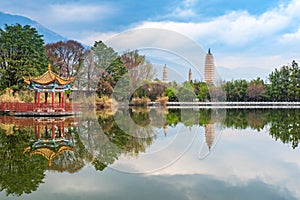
[23,64,75,112]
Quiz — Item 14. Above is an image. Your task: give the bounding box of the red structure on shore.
[23,64,75,112]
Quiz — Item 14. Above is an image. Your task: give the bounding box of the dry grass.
[130,97,150,107]
[95,96,118,109]
[156,96,169,106]
[0,88,23,102]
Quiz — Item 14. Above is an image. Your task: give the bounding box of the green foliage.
[0,24,48,92]
[223,79,248,101]
[132,83,167,101]
[166,109,181,126]
[196,82,210,101]
[177,81,197,102]
[268,60,300,101]
[268,109,300,148]
[92,41,128,98]
[164,86,178,102]
[0,127,47,196]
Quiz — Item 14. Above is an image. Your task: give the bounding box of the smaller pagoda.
[23,64,75,112]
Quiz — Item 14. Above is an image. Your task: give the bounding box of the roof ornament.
[48,63,51,71]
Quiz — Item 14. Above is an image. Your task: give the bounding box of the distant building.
[163,64,168,82]
[189,68,192,82]
[204,49,215,84]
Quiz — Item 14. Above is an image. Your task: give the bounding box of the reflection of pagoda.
[205,124,214,150]
[23,64,75,112]
[24,118,75,166]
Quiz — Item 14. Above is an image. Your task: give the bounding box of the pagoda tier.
[23,64,76,112]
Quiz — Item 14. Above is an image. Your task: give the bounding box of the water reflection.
[0,108,300,197]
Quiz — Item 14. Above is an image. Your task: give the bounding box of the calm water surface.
[0,108,300,200]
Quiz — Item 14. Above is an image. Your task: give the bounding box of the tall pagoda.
[204,49,215,84]
[23,64,75,112]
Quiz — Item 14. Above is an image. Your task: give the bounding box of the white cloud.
[138,7,292,47]
[48,3,117,23]
[281,27,300,42]
[216,54,287,69]
[76,0,300,72]
[167,0,198,19]
[78,0,300,48]
[81,31,119,46]
[174,8,196,18]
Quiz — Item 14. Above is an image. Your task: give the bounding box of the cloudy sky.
[0,0,299,78]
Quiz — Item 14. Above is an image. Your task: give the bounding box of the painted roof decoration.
[24,139,74,166]
[23,64,75,85]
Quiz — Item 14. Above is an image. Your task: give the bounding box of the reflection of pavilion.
[23,117,76,166]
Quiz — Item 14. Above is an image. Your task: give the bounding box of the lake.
[0,108,300,200]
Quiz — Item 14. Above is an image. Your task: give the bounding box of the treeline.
[0,24,156,99]
[161,61,299,102]
[1,24,299,102]
[223,60,300,102]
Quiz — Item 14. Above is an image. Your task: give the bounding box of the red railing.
[0,115,80,127]
[0,102,81,112]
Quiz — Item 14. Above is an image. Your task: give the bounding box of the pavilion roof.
[24,144,74,166]
[23,64,75,85]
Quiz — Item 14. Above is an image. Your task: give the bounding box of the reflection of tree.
[223,109,268,131]
[0,127,47,196]
[199,109,212,126]
[223,109,249,129]
[166,109,181,126]
[268,109,300,149]
[47,127,86,173]
[181,109,199,127]
[221,109,300,149]
[79,109,157,171]
[130,110,151,127]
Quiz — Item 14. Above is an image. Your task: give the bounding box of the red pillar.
[34,91,37,111]
[37,92,41,110]
[52,92,55,110]
[59,92,61,108]
[51,121,55,139]
[45,92,48,105]
[62,92,65,110]
[34,91,37,104]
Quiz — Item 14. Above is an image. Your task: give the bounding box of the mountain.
[216,66,273,81]
[0,12,67,44]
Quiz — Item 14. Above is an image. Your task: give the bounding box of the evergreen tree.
[0,24,48,91]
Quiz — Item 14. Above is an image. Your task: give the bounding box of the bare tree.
[45,40,85,78]
[121,50,156,92]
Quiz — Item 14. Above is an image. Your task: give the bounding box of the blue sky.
[0,0,299,79]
